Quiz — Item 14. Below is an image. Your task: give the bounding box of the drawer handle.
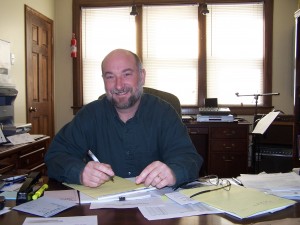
[224,159,233,162]
[223,144,235,149]
[19,147,45,158]
[223,131,236,136]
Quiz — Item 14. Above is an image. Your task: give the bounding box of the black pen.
[87,150,114,182]
[231,177,244,187]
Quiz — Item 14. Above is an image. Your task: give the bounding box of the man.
[45,49,202,189]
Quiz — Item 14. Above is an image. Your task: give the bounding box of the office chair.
[98,87,181,117]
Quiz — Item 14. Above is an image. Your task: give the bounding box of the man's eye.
[124,72,132,77]
[105,75,114,79]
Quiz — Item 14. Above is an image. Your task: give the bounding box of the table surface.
[1,178,300,225]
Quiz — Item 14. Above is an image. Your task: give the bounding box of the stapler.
[16,171,41,205]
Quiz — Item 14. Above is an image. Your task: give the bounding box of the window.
[82,7,136,104]
[142,5,199,105]
[206,3,264,105]
[73,0,273,114]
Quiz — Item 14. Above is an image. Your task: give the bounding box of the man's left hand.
[135,161,176,189]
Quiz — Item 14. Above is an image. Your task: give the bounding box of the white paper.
[7,133,35,145]
[0,128,6,143]
[44,190,79,203]
[139,202,222,220]
[239,172,300,199]
[22,215,97,225]
[0,183,23,191]
[13,196,76,217]
[90,196,164,209]
[0,207,10,215]
[97,186,156,201]
[252,111,280,134]
[165,191,199,205]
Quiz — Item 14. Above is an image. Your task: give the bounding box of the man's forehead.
[103,52,136,71]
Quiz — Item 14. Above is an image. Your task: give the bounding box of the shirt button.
[128,172,131,176]
[126,151,130,155]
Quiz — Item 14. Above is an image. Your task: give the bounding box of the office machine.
[198,107,231,115]
[197,114,234,122]
[0,87,31,144]
[0,87,17,126]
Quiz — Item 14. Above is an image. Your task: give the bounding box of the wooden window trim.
[72,0,273,115]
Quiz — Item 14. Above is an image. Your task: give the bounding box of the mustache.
[110,88,131,95]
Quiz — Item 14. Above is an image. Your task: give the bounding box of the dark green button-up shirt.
[45,93,203,187]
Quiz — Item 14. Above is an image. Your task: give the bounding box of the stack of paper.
[64,176,155,203]
[238,172,300,199]
[178,185,296,219]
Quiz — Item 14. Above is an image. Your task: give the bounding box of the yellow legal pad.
[180,185,296,219]
[64,176,146,199]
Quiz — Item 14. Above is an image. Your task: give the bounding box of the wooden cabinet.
[0,136,50,175]
[208,125,249,177]
[185,122,250,177]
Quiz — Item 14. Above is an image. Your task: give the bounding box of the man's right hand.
[81,161,115,187]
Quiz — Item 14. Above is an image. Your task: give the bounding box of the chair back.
[98,87,181,116]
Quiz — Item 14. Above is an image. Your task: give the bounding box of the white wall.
[0,0,54,124]
[53,0,74,132]
[272,0,297,114]
[0,0,298,133]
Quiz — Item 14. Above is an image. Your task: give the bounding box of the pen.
[2,174,27,182]
[231,177,244,187]
[87,150,114,182]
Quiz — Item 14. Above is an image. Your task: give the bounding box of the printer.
[0,87,31,143]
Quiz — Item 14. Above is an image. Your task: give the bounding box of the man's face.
[102,51,145,109]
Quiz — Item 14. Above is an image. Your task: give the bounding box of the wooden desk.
[1,179,299,225]
[0,136,50,175]
[185,121,250,177]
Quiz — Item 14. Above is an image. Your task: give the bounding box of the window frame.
[72,0,274,115]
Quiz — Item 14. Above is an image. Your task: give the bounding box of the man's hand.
[135,161,176,189]
[81,161,115,187]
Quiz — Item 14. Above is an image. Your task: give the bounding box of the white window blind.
[82,7,136,104]
[206,3,264,105]
[142,5,199,105]
[80,3,265,107]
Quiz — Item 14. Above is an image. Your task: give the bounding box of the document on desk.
[13,196,76,217]
[179,185,296,219]
[138,202,222,220]
[44,190,80,203]
[64,176,155,202]
[90,196,164,209]
[22,215,97,225]
[238,172,300,199]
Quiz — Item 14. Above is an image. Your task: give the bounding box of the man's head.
[101,49,146,110]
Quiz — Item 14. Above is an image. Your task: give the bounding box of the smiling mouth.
[111,88,130,96]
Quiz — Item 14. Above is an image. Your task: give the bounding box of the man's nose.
[115,76,124,89]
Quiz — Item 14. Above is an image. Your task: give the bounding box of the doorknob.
[29,106,37,112]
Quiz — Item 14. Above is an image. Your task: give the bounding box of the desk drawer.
[0,154,17,174]
[187,127,209,135]
[210,127,247,139]
[18,147,45,169]
[210,140,247,152]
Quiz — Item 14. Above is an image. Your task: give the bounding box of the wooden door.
[25,5,54,139]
